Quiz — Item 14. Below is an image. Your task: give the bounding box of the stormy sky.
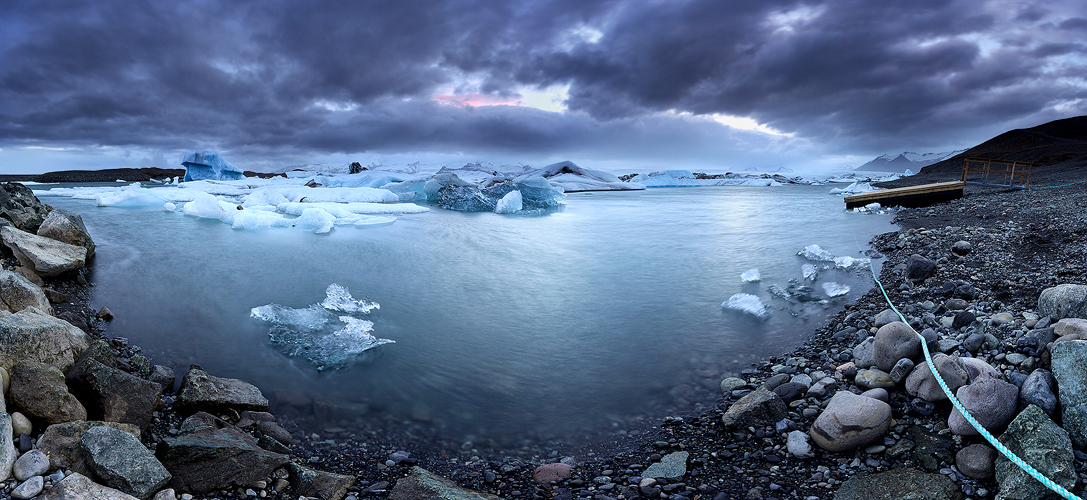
[1,0,1085,174]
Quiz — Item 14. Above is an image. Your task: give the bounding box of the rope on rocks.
[865,259,1078,500]
[1031,178,1087,189]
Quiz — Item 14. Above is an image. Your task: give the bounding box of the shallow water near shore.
[44,185,891,446]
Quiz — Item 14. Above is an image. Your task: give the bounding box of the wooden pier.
[844,181,965,209]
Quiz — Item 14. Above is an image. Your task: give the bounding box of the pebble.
[12,476,43,500]
[12,450,49,481]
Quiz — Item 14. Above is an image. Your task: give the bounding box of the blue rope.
[866,260,1077,499]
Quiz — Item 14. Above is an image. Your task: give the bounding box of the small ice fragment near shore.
[722,293,770,320]
[798,244,835,262]
[741,268,761,282]
[822,282,850,297]
[802,264,818,281]
[834,256,869,268]
[495,190,523,214]
[164,202,176,211]
[768,284,792,300]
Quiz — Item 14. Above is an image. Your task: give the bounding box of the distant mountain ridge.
[856,150,967,173]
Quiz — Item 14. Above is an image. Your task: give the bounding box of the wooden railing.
[961,158,1032,188]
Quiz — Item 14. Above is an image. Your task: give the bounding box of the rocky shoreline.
[3,180,1087,500]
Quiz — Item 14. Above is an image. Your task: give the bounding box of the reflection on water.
[44,185,891,445]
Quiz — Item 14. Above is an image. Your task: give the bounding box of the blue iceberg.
[431,173,565,212]
[182,151,244,182]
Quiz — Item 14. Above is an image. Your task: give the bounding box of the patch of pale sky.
[764,4,825,35]
[557,24,604,51]
[710,114,793,137]
[313,99,361,112]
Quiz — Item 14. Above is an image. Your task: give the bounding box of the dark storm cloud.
[1,0,1085,166]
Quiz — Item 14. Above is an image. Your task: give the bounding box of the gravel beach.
[3,179,1087,500]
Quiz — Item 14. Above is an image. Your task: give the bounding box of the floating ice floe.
[251,284,391,371]
[822,282,850,297]
[802,264,819,281]
[829,181,878,196]
[722,293,770,320]
[627,169,787,188]
[798,244,835,262]
[741,268,761,282]
[833,256,869,268]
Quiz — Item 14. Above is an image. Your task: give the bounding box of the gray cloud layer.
[1,0,1085,169]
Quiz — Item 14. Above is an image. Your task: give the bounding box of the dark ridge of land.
[0,167,284,183]
[877,115,1087,189]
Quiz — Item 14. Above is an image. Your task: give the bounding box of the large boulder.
[41,472,140,500]
[996,405,1075,500]
[0,306,89,372]
[833,468,963,500]
[809,391,891,452]
[39,420,141,475]
[67,353,163,431]
[1050,340,1087,447]
[9,360,87,425]
[904,353,968,402]
[873,322,920,372]
[81,426,171,500]
[175,366,269,414]
[37,208,95,258]
[0,270,52,315]
[1038,284,1087,320]
[947,377,1019,435]
[720,386,788,428]
[285,462,355,500]
[0,183,50,232]
[389,466,503,500]
[156,412,288,492]
[1,226,86,277]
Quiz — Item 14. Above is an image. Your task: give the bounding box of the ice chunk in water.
[798,244,835,262]
[295,207,335,233]
[251,284,392,370]
[183,192,229,219]
[802,264,818,281]
[741,268,761,282]
[232,209,291,230]
[722,293,770,320]
[495,190,523,214]
[834,256,869,268]
[822,282,850,297]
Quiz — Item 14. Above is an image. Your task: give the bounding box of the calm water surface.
[44,185,892,445]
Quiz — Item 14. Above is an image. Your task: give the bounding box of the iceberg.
[822,282,850,297]
[295,207,336,234]
[740,268,761,282]
[534,161,644,192]
[722,293,770,320]
[432,173,565,212]
[798,244,835,262]
[495,190,523,214]
[251,284,391,371]
[182,151,244,182]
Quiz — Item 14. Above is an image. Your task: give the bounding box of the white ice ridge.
[828,181,878,196]
[629,170,785,188]
[822,282,850,297]
[251,284,391,371]
[722,293,770,320]
[741,268,761,282]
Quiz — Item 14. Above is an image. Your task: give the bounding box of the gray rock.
[833,467,962,500]
[873,309,900,328]
[13,449,49,481]
[904,353,968,402]
[0,306,89,372]
[952,311,976,330]
[889,358,915,384]
[952,241,972,255]
[1038,284,1087,320]
[38,420,142,475]
[852,337,877,369]
[37,208,95,258]
[860,388,889,402]
[806,377,837,398]
[0,270,52,315]
[855,369,895,389]
[66,354,163,431]
[873,322,920,372]
[12,475,44,499]
[151,489,177,500]
[41,472,140,500]
[81,425,171,499]
[176,366,269,414]
[285,462,355,500]
[1,226,86,277]
[948,377,1019,435]
[149,365,177,392]
[955,444,995,480]
[254,421,294,446]
[0,413,15,482]
[1020,369,1057,416]
[389,466,502,500]
[720,386,788,428]
[809,391,891,452]
[0,183,50,232]
[996,405,1075,500]
[960,357,1000,382]
[905,254,937,282]
[991,312,1015,326]
[1054,318,1087,338]
[787,430,814,458]
[719,377,746,392]
[772,382,808,402]
[789,373,813,388]
[9,360,87,425]
[641,451,688,481]
[157,412,288,493]
[532,463,572,484]
[1050,340,1087,447]
[962,332,985,352]
[944,298,969,311]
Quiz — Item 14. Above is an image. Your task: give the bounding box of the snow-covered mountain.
[855,150,967,173]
